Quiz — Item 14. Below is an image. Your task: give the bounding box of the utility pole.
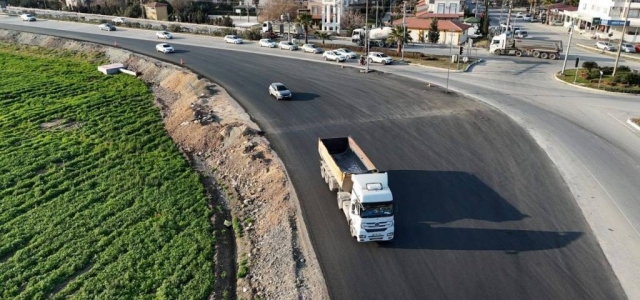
[402,1,406,61]
[446,33,453,93]
[366,0,370,72]
[506,0,512,34]
[613,0,631,76]
[246,0,250,23]
[561,19,575,75]
[376,0,379,27]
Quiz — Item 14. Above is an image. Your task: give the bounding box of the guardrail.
[3,6,246,34]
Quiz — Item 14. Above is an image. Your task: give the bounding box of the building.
[415,0,464,20]
[144,2,169,21]
[393,17,471,44]
[570,0,638,42]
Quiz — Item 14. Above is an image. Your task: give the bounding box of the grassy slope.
[0,45,214,300]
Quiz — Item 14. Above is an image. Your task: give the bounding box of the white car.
[156,43,175,53]
[279,41,298,51]
[156,31,172,39]
[368,52,393,65]
[224,35,243,44]
[269,82,292,100]
[515,12,523,18]
[514,30,528,38]
[322,50,346,62]
[621,43,636,53]
[259,39,277,48]
[522,14,532,21]
[98,23,116,31]
[301,44,323,53]
[21,14,36,21]
[334,48,358,59]
[595,41,616,51]
[112,17,125,24]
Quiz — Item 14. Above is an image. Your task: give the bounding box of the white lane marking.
[607,112,637,133]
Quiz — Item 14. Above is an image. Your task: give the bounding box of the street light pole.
[506,0,512,34]
[376,0,379,27]
[402,1,406,61]
[561,19,575,75]
[613,0,631,76]
[247,0,250,23]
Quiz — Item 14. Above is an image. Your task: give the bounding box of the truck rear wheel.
[515,50,523,57]
[540,52,549,59]
[549,53,558,60]
[532,51,540,58]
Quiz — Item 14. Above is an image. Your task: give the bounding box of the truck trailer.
[489,33,563,59]
[319,136,395,242]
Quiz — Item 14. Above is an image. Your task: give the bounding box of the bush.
[622,72,640,85]
[587,69,601,80]
[599,66,613,76]
[582,61,598,72]
[241,29,262,41]
[168,24,182,32]
[618,65,631,73]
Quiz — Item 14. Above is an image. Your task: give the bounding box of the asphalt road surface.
[0,24,626,300]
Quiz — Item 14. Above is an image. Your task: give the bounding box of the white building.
[416,0,464,19]
[569,0,639,42]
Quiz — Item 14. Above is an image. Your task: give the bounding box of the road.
[0,18,631,300]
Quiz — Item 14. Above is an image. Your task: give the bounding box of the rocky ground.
[0,30,327,300]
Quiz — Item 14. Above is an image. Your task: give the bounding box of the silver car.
[621,43,636,53]
[269,83,292,100]
[334,48,358,59]
[302,44,323,53]
[279,41,298,51]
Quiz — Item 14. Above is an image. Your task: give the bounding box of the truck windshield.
[360,202,393,218]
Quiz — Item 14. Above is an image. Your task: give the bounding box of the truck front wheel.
[493,49,501,55]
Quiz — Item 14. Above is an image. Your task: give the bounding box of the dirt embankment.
[0,30,327,300]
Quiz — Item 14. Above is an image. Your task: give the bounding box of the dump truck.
[319,136,395,242]
[262,21,304,39]
[489,33,563,59]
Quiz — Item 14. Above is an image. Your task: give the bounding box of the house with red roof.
[393,17,471,45]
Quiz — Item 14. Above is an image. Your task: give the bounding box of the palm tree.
[297,13,313,44]
[316,31,331,45]
[386,25,412,53]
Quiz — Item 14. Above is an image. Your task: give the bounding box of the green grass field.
[0,45,214,299]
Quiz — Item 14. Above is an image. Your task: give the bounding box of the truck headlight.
[360,223,365,229]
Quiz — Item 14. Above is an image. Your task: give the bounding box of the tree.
[386,25,412,53]
[297,13,312,43]
[341,9,365,34]
[427,18,439,44]
[481,0,490,34]
[315,31,331,45]
[260,0,299,22]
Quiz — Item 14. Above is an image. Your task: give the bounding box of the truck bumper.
[356,227,394,242]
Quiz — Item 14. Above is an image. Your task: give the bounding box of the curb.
[576,43,640,62]
[627,118,640,131]
[464,58,484,72]
[552,71,640,96]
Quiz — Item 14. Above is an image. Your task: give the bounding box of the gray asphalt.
[0,24,626,300]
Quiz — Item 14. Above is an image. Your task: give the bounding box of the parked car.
[595,41,616,51]
[550,20,564,26]
[259,38,277,48]
[224,35,243,44]
[367,52,393,65]
[522,14,532,21]
[156,43,175,53]
[634,44,640,53]
[112,17,125,24]
[334,48,358,59]
[279,41,298,50]
[322,50,346,62]
[621,43,636,53]
[302,44,323,53]
[515,12,523,19]
[268,83,292,100]
[98,23,116,31]
[20,14,36,21]
[156,31,172,39]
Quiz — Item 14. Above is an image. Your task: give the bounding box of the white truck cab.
[346,173,395,242]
